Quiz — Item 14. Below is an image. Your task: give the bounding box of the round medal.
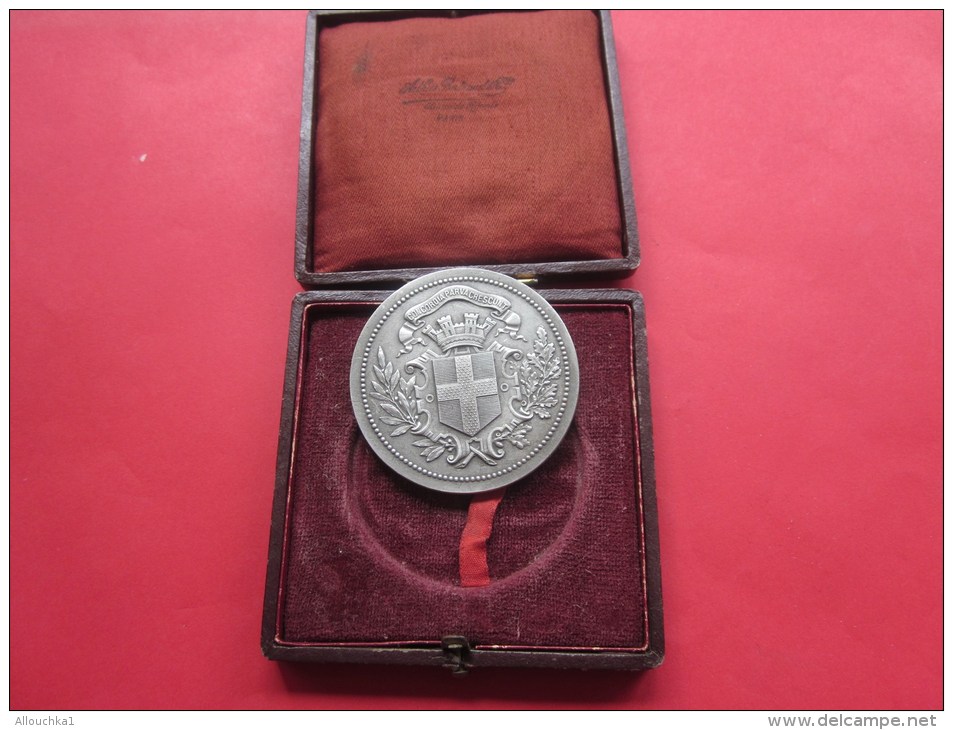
[350,268,579,494]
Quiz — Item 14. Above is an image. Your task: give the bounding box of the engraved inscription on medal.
[351,270,578,494]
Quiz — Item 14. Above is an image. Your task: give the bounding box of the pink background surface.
[10,11,941,709]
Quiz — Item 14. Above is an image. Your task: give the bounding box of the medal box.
[262,9,663,672]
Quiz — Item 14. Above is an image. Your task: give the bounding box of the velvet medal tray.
[262,9,664,672]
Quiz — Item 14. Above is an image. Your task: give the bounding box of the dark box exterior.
[262,9,663,673]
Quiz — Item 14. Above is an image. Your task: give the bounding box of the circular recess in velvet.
[346,423,585,587]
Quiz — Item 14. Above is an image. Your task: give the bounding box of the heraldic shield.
[431,352,502,437]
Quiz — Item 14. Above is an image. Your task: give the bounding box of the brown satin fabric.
[313,11,624,272]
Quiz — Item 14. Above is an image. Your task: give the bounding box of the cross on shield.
[431,352,502,437]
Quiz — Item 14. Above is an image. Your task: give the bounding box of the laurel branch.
[369,347,451,462]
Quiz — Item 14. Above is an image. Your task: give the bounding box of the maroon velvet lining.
[278,304,645,650]
[311,11,624,273]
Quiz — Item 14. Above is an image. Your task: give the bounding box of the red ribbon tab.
[458,488,507,587]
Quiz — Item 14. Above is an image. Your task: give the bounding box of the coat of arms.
[367,284,563,470]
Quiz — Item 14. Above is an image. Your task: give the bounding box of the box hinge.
[441,635,472,676]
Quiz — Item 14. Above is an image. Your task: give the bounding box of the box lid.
[295,10,639,288]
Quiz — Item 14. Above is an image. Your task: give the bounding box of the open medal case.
[262,9,663,672]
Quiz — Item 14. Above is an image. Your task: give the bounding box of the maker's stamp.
[398,75,516,119]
